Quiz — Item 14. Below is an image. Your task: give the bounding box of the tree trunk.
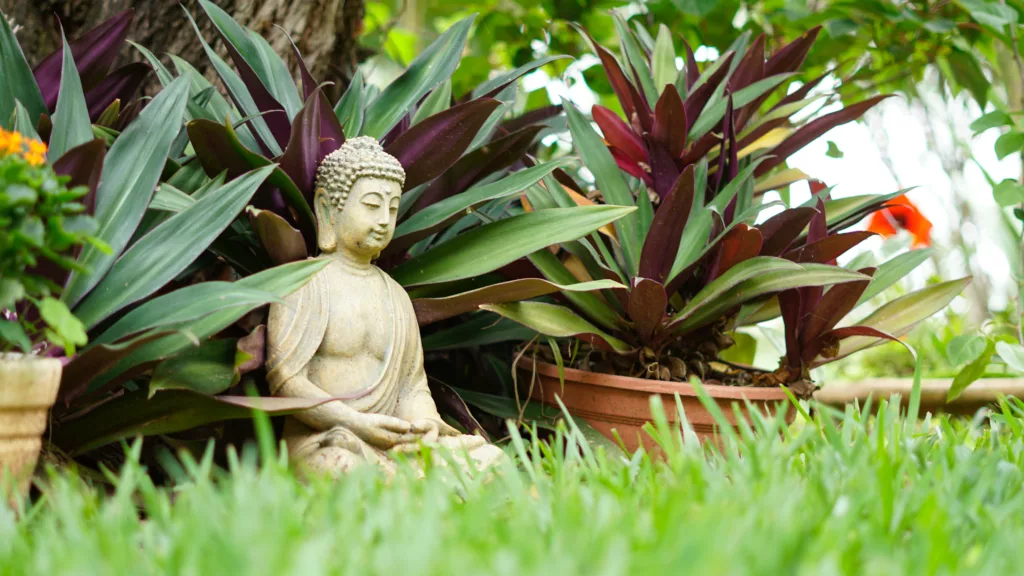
[1,0,365,100]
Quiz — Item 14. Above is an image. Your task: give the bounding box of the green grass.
[5,395,1024,575]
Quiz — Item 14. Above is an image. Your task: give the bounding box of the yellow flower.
[0,128,23,156]
[27,139,47,156]
[24,151,46,167]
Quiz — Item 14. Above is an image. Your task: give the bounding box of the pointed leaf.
[0,15,46,129]
[412,124,544,212]
[481,301,631,353]
[385,98,501,190]
[755,95,892,177]
[652,25,677,94]
[472,55,570,99]
[784,231,876,264]
[186,119,316,240]
[33,9,133,110]
[564,101,639,271]
[63,77,191,308]
[362,15,474,139]
[83,259,331,393]
[390,206,637,286]
[396,158,574,239]
[334,69,365,135]
[653,84,687,158]
[414,278,624,325]
[856,249,933,306]
[639,166,696,283]
[184,7,283,156]
[74,166,274,328]
[800,268,875,350]
[49,32,93,161]
[828,277,972,361]
[278,91,325,200]
[592,105,647,164]
[671,262,868,334]
[83,62,150,121]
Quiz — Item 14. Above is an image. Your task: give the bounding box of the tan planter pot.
[0,353,61,498]
[518,358,793,453]
[813,378,1024,415]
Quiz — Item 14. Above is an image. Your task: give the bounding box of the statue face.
[329,177,402,258]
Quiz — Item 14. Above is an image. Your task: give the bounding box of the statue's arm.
[393,294,460,435]
[275,371,366,432]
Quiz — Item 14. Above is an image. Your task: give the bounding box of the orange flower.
[23,139,47,166]
[866,194,932,247]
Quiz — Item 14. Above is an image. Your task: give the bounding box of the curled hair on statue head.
[314,136,406,212]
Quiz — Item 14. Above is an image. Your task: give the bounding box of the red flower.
[866,194,932,247]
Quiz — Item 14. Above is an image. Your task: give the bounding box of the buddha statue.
[266,136,506,477]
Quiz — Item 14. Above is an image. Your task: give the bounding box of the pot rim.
[518,357,792,400]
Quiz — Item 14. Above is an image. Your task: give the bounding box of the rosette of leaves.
[0,9,151,135]
[1,16,341,459]
[480,19,970,393]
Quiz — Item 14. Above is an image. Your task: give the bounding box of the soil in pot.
[0,353,62,500]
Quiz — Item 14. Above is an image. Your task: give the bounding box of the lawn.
[4,395,1024,575]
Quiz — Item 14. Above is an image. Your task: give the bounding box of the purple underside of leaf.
[186,120,289,217]
[84,62,151,121]
[758,207,818,256]
[628,278,667,342]
[410,125,544,214]
[766,27,821,77]
[249,208,307,265]
[411,278,587,325]
[683,53,735,126]
[287,39,345,156]
[683,40,699,90]
[382,114,411,148]
[645,134,680,199]
[593,42,638,123]
[593,105,647,164]
[711,95,733,193]
[498,105,562,136]
[708,224,762,281]
[640,166,695,283]
[279,92,324,205]
[216,34,292,151]
[729,34,765,93]
[808,325,900,364]
[799,267,875,351]
[610,147,651,185]
[385,98,502,191]
[755,95,893,178]
[653,85,687,159]
[34,8,134,111]
[679,132,719,170]
[57,329,176,407]
[784,231,877,264]
[779,289,802,369]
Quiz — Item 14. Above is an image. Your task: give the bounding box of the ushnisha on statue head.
[313,136,406,259]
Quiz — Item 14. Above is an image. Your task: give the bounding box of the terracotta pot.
[517,358,793,452]
[813,378,1024,415]
[0,353,61,498]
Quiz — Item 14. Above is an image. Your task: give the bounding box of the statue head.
[313,136,406,259]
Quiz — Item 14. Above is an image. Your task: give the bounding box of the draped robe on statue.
[266,264,471,475]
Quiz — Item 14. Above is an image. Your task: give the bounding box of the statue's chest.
[320,270,392,359]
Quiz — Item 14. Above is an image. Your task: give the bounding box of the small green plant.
[0,129,101,355]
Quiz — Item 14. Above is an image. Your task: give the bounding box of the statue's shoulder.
[376,266,414,307]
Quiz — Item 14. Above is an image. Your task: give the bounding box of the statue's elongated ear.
[314,188,338,252]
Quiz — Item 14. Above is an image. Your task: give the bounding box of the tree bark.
[1,0,365,100]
